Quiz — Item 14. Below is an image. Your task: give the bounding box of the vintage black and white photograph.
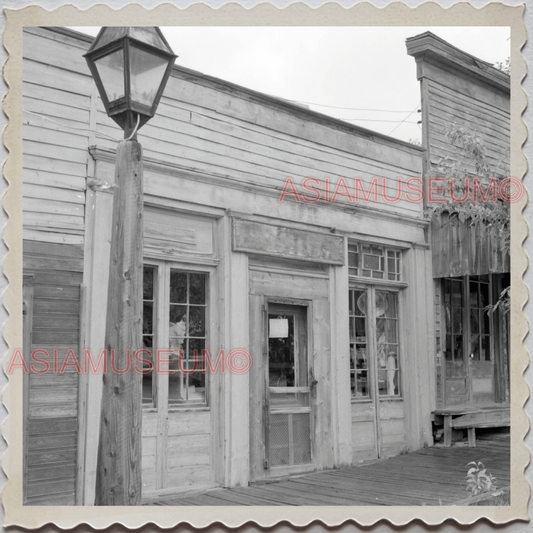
[1,1,529,529]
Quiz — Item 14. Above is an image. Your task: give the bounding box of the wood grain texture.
[234,219,344,265]
[23,242,82,505]
[23,30,91,246]
[95,140,144,505]
[151,433,510,506]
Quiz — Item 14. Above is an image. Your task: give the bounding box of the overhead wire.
[340,117,419,124]
[387,105,421,136]
[23,109,119,141]
[294,100,417,113]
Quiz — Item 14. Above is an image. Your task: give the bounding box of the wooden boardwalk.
[150,432,510,506]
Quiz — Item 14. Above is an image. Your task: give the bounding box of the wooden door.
[142,262,211,496]
[265,303,314,475]
[442,275,495,407]
[466,276,494,404]
[350,286,404,459]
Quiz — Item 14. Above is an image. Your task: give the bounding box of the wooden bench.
[434,405,510,447]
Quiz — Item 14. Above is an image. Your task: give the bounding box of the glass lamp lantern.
[84,27,177,138]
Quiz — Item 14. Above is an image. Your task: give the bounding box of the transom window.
[348,243,401,281]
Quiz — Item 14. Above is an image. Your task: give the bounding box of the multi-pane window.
[168,270,207,405]
[348,243,401,281]
[349,289,369,398]
[443,276,492,363]
[375,291,400,396]
[142,265,157,406]
[469,277,491,361]
[349,288,401,400]
[142,264,208,408]
[443,278,464,362]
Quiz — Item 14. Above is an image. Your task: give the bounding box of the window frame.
[348,240,406,403]
[348,242,403,282]
[349,283,403,403]
[142,259,214,411]
[441,274,494,364]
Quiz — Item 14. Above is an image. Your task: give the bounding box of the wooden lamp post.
[84,27,176,505]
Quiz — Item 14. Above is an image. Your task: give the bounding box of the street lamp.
[84,27,176,138]
[84,27,176,506]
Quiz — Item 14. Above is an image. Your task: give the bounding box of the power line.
[23,109,119,141]
[340,117,419,124]
[387,105,421,136]
[297,100,418,113]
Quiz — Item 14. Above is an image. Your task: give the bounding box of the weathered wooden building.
[20,27,508,505]
[407,33,510,441]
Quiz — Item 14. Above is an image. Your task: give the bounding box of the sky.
[73,26,510,143]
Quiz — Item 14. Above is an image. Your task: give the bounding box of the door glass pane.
[168,270,207,405]
[349,289,369,399]
[443,278,464,361]
[470,334,480,360]
[268,314,295,387]
[142,265,156,406]
[376,291,400,397]
[470,308,479,334]
[481,336,491,361]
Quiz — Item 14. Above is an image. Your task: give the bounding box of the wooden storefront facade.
[407,34,511,415]
[20,27,507,505]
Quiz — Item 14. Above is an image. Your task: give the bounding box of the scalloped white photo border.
[1,2,529,529]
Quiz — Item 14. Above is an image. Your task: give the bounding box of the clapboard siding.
[95,106,420,218]
[23,26,92,83]
[23,27,424,239]
[23,241,83,505]
[423,62,509,175]
[23,28,90,247]
[407,34,510,278]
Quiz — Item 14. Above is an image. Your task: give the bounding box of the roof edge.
[406,31,510,94]
[36,26,426,154]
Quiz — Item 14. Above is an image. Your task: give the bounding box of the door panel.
[350,287,405,460]
[141,262,212,497]
[266,304,313,475]
[442,276,495,407]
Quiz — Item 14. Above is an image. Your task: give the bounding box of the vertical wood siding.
[23,241,83,505]
[431,213,509,278]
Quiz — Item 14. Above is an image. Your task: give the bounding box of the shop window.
[349,288,401,399]
[168,270,207,405]
[348,243,401,281]
[442,275,492,362]
[142,264,208,408]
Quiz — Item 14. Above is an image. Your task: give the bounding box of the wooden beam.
[95,139,143,505]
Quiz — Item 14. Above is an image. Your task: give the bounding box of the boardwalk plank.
[147,436,510,506]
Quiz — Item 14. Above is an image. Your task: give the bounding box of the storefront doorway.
[265,303,313,474]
